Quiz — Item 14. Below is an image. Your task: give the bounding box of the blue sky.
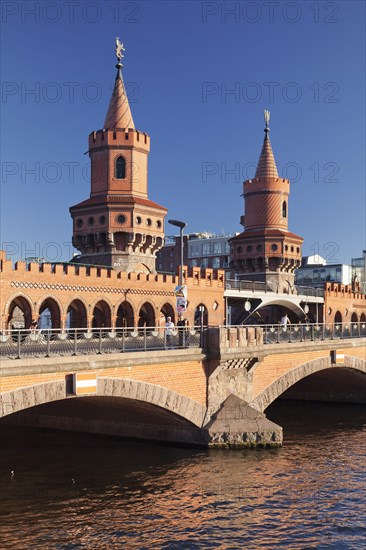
[1,0,365,264]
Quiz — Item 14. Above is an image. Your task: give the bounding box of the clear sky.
[1,0,365,264]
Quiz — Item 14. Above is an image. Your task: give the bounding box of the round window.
[156,220,162,228]
[271,244,278,251]
[116,214,126,224]
[256,244,262,252]
[99,215,106,225]
[87,217,94,226]
[76,219,83,228]
[237,246,242,253]
[136,216,142,224]
[247,245,252,252]
[146,218,152,226]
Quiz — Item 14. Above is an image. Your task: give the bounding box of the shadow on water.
[266,399,366,437]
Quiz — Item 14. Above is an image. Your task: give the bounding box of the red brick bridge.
[1,325,365,448]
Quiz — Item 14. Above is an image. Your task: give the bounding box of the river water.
[1,401,365,549]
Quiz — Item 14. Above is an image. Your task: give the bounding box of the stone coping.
[0,348,207,378]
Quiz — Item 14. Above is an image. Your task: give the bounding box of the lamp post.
[168,219,186,287]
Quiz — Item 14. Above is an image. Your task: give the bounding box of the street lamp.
[168,219,186,287]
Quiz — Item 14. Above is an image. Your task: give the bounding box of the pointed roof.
[254,116,278,179]
[104,62,135,130]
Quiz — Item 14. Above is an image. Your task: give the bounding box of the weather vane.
[115,37,125,63]
[264,109,270,128]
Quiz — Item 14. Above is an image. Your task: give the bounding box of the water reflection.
[1,401,365,549]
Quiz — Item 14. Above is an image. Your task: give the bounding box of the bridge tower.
[70,42,167,272]
[229,112,303,293]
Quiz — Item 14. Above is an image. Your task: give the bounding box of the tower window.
[115,156,126,179]
[282,201,287,218]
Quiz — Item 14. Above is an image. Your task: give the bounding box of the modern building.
[156,235,189,274]
[351,251,366,293]
[156,232,237,274]
[295,255,352,288]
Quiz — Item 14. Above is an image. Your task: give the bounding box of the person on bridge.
[165,317,174,349]
[280,314,290,327]
[177,317,189,348]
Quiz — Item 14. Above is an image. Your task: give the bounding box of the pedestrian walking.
[165,316,174,349]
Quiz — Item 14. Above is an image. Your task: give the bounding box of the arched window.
[282,201,287,218]
[115,156,126,179]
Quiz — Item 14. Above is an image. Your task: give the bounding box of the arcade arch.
[67,299,88,329]
[38,297,62,329]
[116,301,135,328]
[138,302,155,328]
[7,295,33,329]
[92,300,112,328]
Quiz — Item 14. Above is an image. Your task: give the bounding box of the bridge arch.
[251,355,366,412]
[0,378,206,428]
[97,377,205,427]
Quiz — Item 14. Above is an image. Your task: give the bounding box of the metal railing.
[225,279,324,297]
[0,326,203,360]
[0,323,364,360]
[255,322,365,345]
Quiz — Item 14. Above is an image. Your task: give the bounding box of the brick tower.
[70,40,167,272]
[229,111,303,293]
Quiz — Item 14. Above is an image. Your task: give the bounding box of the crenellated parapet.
[0,251,225,330]
[89,128,150,152]
[324,282,366,324]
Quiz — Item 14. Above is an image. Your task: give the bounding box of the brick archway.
[0,378,206,428]
[251,355,366,412]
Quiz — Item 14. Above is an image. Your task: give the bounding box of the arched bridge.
[1,324,365,448]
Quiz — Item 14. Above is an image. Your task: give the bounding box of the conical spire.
[254,110,278,179]
[104,39,135,130]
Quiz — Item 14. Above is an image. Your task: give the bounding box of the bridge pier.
[203,394,282,448]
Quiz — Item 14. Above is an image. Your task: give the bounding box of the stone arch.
[351,312,358,323]
[334,311,342,323]
[0,380,66,418]
[38,296,62,329]
[138,301,156,328]
[0,378,206,429]
[97,378,205,427]
[360,313,366,323]
[251,355,366,412]
[6,294,33,329]
[92,300,112,328]
[116,300,135,328]
[67,298,88,329]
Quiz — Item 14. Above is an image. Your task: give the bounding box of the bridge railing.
[225,279,324,297]
[217,322,366,348]
[0,326,204,360]
[1,323,365,360]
